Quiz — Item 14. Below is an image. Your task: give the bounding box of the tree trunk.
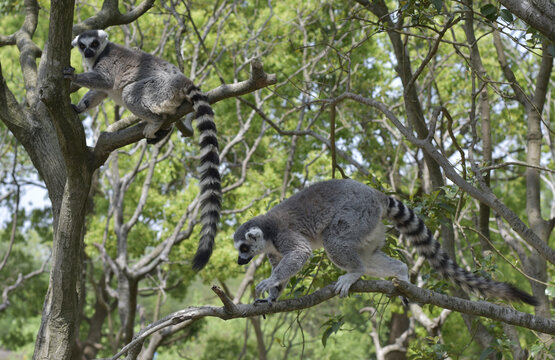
[525,42,553,321]
[385,312,409,360]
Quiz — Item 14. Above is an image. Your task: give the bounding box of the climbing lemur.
[234,179,538,305]
[64,29,221,270]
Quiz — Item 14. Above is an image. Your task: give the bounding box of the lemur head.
[72,29,109,60]
[233,217,276,265]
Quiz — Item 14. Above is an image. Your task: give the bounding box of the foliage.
[0,0,553,359]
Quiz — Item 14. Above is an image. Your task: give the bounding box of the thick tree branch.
[72,0,157,35]
[105,279,554,359]
[499,0,555,42]
[91,59,276,169]
[391,280,551,333]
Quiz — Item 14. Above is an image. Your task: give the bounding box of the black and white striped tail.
[385,197,538,306]
[188,86,222,271]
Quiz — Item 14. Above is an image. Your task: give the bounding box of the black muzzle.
[84,49,95,58]
[238,256,252,265]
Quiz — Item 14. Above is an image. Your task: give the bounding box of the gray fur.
[234,179,537,305]
[65,30,221,270]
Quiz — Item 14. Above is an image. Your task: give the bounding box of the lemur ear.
[97,29,108,41]
[71,36,79,47]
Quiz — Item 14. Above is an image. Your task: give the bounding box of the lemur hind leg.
[363,251,409,282]
[323,224,371,298]
[122,76,186,139]
[323,217,408,298]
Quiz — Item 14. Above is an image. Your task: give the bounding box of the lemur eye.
[239,244,249,253]
[91,40,99,48]
[79,43,86,50]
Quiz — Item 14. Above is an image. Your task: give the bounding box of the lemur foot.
[254,298,274,305]
[334,273,363,298]
[147,128,172,144]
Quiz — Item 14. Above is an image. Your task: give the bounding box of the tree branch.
[324,92,555,266]
[90,59,276,169]
[0,254,50,312]
[499,0,555,42]
[72,0,157,35]
[103,280,554,359]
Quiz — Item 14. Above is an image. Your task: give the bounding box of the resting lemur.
[234,179,537,305]
[64,30,221,270]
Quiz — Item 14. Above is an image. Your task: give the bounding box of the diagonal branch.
[322,92,555,266]
[0,253,50,312]
[498,0,555,42]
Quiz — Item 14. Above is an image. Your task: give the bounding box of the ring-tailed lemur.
[234,179,538,305]
[64,29,221,270]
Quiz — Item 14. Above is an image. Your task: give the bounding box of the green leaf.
[480,4,498,21]
[321,327,333,347]
[320,316,344,347]
[431,0,443,13]
[499,9,514,23]
[479,347,497,360]
[530,344,544,357]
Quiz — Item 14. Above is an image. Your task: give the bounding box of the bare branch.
[72,0,157,35]
[0,146,20,273]
[392,279,553,333]
[104,279,554,359]
[0,253,50,312]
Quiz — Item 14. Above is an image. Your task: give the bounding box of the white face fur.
[234,226,267,265]
[72,30,109,69]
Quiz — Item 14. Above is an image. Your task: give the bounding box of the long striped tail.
[187,86,222,271]
[385,197,538,306]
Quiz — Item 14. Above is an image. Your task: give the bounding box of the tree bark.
[385,312,409,360]
[525,42,553,320]
[463,0,493,250]
[499,0,555,42]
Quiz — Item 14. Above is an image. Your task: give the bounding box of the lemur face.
[72,30,108,60]
[233,225,266,265]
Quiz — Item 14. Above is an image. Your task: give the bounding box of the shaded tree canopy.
[0,0,553,359]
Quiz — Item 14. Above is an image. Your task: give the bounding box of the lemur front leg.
[63,67,112,113]
[72,90,108,113]
[63,67,113,89]
[255,247,311,304]
[254,253,284,304]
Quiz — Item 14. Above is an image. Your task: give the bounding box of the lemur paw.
[63,67,75,80]
[143,122,164,140]
[334,273,362,298]
[334,281,351,298]
[147,128,172,144]
[255,278,279,298]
